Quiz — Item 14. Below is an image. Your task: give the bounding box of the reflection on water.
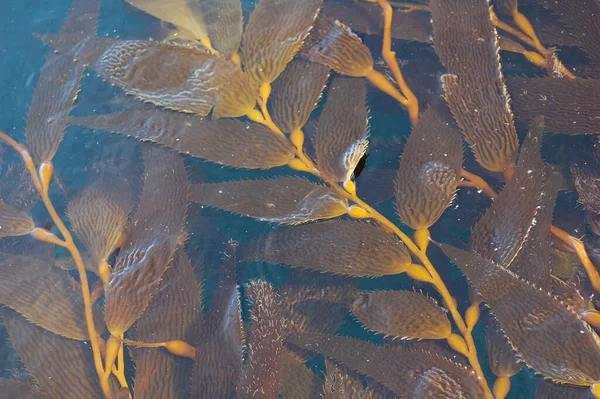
[0,0,599,398]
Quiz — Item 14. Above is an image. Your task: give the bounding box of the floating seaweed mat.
[104,146,188,336]
[69,109,296,169]
[469,117,546,269]
[269,58,330,134]
[0,200,34,238]
[280,354,323,399]
[441,244,600,388]
[239,280,287,398]
[322,2,433,43]
[67,176,132,268]
[351,290,452,340]
[132,249,202,399]
[96,40,256,119]
[287,332,484,398]
[395,105,463,229]
[191,244,243,398]
[535,377,594,399]
[506,77,600,135]
[190,177,348,224]
[241,0,323,87]
[0,379,52,399]
[430,0,518,173]
[3,308,115,399]
[243,220,411,277]
[0,253,104,340]
[322,359,396,399]
[25,0,100,164]
[315,76,369,183]
[486,318,524,389]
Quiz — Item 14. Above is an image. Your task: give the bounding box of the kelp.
[0,379,52,399]
[322,360,395,399]
[0,200,35,238]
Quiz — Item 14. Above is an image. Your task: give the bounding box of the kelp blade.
[0,379,52,399]
[270,58,330,134]
[190,177,348,224]
[486,318,524,380]
[351,290,451,340]
[199,0,242,58]
[395,105,462,229]
[243,220,411,277]
[315,76,369,182]
[241,0,323,86]
[431,0,518,172]
[96,40,256,118]
[0,200,34,238]
[104,146,188,335]
[281,354,323,399]
[70,110,295,169]
[323,359,395,399]
[441,244,600,386]
[133,249,202,399]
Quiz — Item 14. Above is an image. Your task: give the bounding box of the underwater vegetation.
[1,0,600,397]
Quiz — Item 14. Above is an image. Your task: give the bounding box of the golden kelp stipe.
[70,110,296,169]
[0,379,52,399]
[241,0,322,87]
[315,76,369,183]
[269,59,330,134]
[0,200,34,238]
[351,290,452,340]
[190,177,348,225]
[486,319,524,399]
[3,309,115,399]
[322,360,394,399]
[133,249,202,399]
[96,40,255,118]
[199,0,242,58]
[441,244,600,388]
[104,146,188,336]
[395,105,462,230]
[431,0,518,173]
[243,220,411,277]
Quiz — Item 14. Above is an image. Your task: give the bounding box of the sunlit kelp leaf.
[25,0,100,164]
[287,333,484,398]
[0,253,103,340]
[190,177,348,224]
[431,0,519,172]
[270,59,330,134]
[395,105,462,230]
[96,40,256,118]
[243,220,411,277]
[241,0,323,86]
[315,76,369,183]
[199,0,242,58]
[351,290,451,340]
[486,318,524,383]
[506,77,600,135]
[191,244,243,398]
[239,280,286,398]
[301,14,374,77]
[104,146,188,336]
[67,176,132,268]
[0,379,51,399]
[469,117,546,268]
[133,249,202,399]
[281,354,323,399]
[441,244,600,387]
[535,377,594,399]
[323,359,395,399]
[3,309,113,399]
[0,200,34,238]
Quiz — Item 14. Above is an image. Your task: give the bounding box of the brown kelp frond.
[323,359,396,399]
[242,220,411,277]
[239,280,287,398]
[395,105,463,230]
[241,0,323,87]
[287,332,484,398]
[534,377,594,399]
[431,0,518,172]
[0,200,34,239]
[0,379,52,399]
[351,290,452,340]
[190,177,348,225]
[315,76,369,183]
[269,58,330,134]
[96,40,256,118]
[191,243,244,398]
[507,77,600,135]
[469,116,546,268]
[199,0,242,58]
[441,244,600,386]
[0,163,38,212]
[3,309,114,399]
[486,318,524,380]
[281,354,323,399]
[70,110,296,169]
[104,145,188,336]
[0,253,104,340]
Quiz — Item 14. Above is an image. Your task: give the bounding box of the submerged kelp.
[0,0,600,398]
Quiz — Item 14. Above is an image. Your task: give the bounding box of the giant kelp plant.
[0,0,600,398]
